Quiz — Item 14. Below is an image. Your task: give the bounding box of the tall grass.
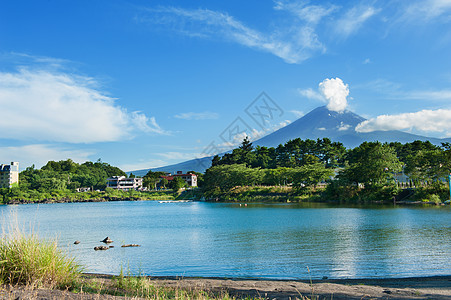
[0,224,82,288]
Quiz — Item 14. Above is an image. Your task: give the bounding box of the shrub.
[425,194,442,204]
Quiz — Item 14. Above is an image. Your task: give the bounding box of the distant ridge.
[130,106,451,176]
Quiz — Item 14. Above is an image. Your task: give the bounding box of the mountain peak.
[132,106,451,175]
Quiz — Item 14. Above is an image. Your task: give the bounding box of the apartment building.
[0,162,19,188]
[106,176,143,191]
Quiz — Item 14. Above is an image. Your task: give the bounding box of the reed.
[0,224,82,289]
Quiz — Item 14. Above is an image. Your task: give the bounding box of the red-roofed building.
[161,171,197,187]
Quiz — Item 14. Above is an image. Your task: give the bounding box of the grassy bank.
[0,225,248,299]
[1,189,175,205]
[70,272,239,299]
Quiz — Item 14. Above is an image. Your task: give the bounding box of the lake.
[1,201,450,279]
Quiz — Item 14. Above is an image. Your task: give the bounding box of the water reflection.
[0,201,449,279]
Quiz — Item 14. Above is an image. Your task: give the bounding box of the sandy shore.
[1,275,450,299]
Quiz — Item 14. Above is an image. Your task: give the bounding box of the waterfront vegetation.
[0,138,450,205]
[0,187,176,204]
[202,138,451,203]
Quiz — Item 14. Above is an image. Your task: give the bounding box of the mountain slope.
[131,106,451,175]
[255,106,449,148]
[255,106,366,147]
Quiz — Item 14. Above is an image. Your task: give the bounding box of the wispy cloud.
[174,111,219,120]
[298,87,324,101]
[0,144,93,169]
[355,79,451,102]
[337,122,352,131]
[134,1,448,63]
[402,0,451,22]
[0,66,167,143]
[405,90,451,101]
[136,6,325,64]
[274,1,337,25]
[131,111,168,134]
[290,110,304,118]
[355,108,451,137]
[335,5,380,37]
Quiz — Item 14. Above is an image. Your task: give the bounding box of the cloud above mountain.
[319,78,350,112]
[356,109,451,137]
[299,77,350,113]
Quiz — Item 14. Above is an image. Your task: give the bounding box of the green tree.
[340,142,402,186]
[291,163,334,189]
[263,167,294,186]
[160,178,169,189]
[169,176,186,191]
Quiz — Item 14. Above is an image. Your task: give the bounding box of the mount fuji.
[131,106,451,175]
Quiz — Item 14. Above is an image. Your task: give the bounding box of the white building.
[106,176,143,191]
[0,162,19,188]
[161,171,198,187]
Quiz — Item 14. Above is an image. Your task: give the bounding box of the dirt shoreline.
[2,274,450,299]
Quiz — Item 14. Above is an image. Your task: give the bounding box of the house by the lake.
[106,176,143,191]
[161,171,197,187]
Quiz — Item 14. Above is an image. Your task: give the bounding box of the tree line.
[203,137,451,202]
[0,159,127,203]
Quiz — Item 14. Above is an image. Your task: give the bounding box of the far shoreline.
[2,197,449,207]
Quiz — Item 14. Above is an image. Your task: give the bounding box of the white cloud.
[298,88,324,101]
[131,112,168,134]
[0,144,93,170]
[290,110,304,118]
[403,0,451,22]
[335,5,380,37]
[355,109,451,137]
[138,6,325,64]
[318,77,350,112]
[274,1,337,24]
[337,122,352,131]
[174,111,219,120]
[0,68,166,143]
[363,58,371,64]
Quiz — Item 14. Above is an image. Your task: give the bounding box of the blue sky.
[1,0,451,171]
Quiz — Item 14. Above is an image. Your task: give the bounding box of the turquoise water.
[1,201,450,279]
